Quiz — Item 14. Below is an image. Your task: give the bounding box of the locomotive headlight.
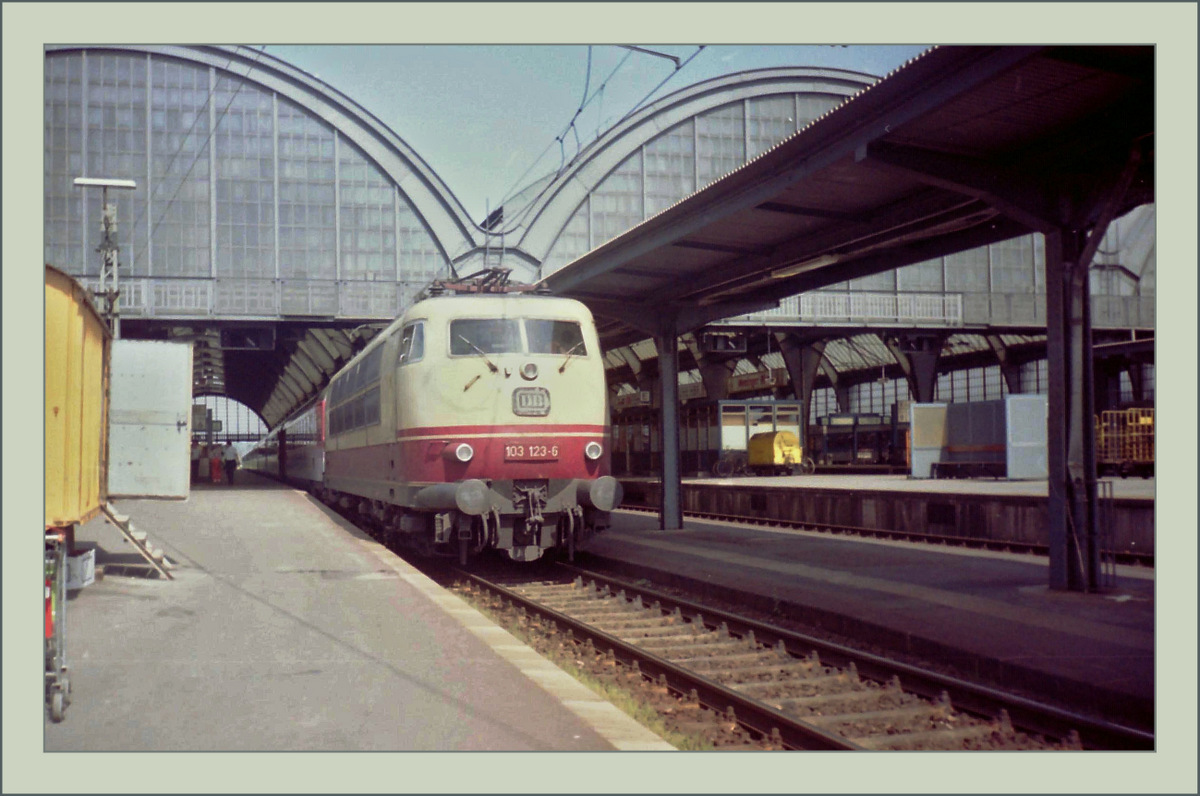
[584,441,604,461]
[520,362,538,380]
[445,442,474,462]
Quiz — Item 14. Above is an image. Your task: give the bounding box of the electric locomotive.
[265,272,621,563]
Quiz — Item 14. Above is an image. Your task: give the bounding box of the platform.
[43,472,671,752]
[623,472,1155,500]
[619,474,1155,555]
[584,508,1155,730]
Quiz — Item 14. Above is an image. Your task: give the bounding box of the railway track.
[620,504,1154,568]
[454,564,1154,751]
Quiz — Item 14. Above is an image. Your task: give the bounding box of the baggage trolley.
[44,529,71,722]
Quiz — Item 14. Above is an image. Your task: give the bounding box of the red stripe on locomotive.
[395,422,608,438]
[328,430,609,483]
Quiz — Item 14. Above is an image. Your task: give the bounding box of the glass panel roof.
[823,333,894,372]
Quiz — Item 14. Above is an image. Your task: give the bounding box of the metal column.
[893,333,942,403]
[73,178,137,338]
[777,333,824,454]
[656,314,683,530]
[1070,242,1101,589]
[1045,229,1099,591]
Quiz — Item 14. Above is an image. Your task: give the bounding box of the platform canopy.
[539,45,1155,594]
[540,45,1154,344]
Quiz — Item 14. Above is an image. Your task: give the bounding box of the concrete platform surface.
[44,473,671,752]
[585,509,1155,726]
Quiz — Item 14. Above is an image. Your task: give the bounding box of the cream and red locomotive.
[246,275,621,562]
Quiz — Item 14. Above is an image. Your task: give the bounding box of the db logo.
[512,387,550,417]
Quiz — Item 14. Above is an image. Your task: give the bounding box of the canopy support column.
[777,333,825,453]
[1046,228,1100,591]
[656,314,683,531]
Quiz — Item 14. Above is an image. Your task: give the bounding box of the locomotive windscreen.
[451,318,522,355]
[526,319,586,355]
[450,318,587,357]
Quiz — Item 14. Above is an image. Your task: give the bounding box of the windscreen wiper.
[558,341,584,373]
[458,335,499,373]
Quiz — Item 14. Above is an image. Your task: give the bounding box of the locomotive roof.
[335,292,595,379]
[406,291,593,319]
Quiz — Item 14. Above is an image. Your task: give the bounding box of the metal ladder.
[101,504,175,580]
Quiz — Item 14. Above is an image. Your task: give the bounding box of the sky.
[266,44,929,223]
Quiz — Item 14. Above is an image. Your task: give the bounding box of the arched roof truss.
[491,68,879,277]
[45,44,481,277]
[45,45,494,423]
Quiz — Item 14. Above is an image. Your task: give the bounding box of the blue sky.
[267,44,928,223]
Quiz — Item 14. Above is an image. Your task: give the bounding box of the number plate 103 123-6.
[504,443,560,461]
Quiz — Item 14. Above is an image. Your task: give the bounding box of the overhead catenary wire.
[490,46,633,223]
[565,44,593,164]
[124,45,699,278]
[616,45,681,69]
[610,45,706,129]
[485,45,704,239]
[578,45,593,116]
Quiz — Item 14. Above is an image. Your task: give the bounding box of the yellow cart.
[747,430,815,476]
[44,265,111,721]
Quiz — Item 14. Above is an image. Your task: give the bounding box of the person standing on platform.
[222,442,240,486]
[191,442,201,481]
[209,446,223,484]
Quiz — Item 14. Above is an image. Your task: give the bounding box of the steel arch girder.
[288,347,324,386]
[298,335,337,373]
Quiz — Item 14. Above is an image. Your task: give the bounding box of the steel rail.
[456,569,860,751]
[556,563,1155,751]
[618,504,1154,568]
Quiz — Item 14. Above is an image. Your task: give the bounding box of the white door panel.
[108,340,192,498]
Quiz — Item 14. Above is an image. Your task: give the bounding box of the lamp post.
[73,177,137,337]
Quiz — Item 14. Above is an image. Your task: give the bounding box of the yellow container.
[45,265,110,529]
[748,430,803,469]
[1096,408,1155,476]
[1127,408,1155,463]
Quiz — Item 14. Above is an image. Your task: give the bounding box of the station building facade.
[44,45,1155,429]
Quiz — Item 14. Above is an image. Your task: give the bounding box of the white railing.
[69,279,1155,331]
[72,277,405,320]
[714,290,1154,331]
[715,292,964,327]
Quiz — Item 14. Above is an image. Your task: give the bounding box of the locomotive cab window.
[526,319,586,356]
[397,321,424,365]
[450,318,521,355]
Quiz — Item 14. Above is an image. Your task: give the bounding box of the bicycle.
[712,452,750,478]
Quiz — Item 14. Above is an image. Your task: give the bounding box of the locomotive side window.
[327,343,384,436]
[330,373,347,405]
[526,319,586,356]
[450,318,521,355]
[362,386,380,426]
[397,321,424,365]
[359,346,383,385]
